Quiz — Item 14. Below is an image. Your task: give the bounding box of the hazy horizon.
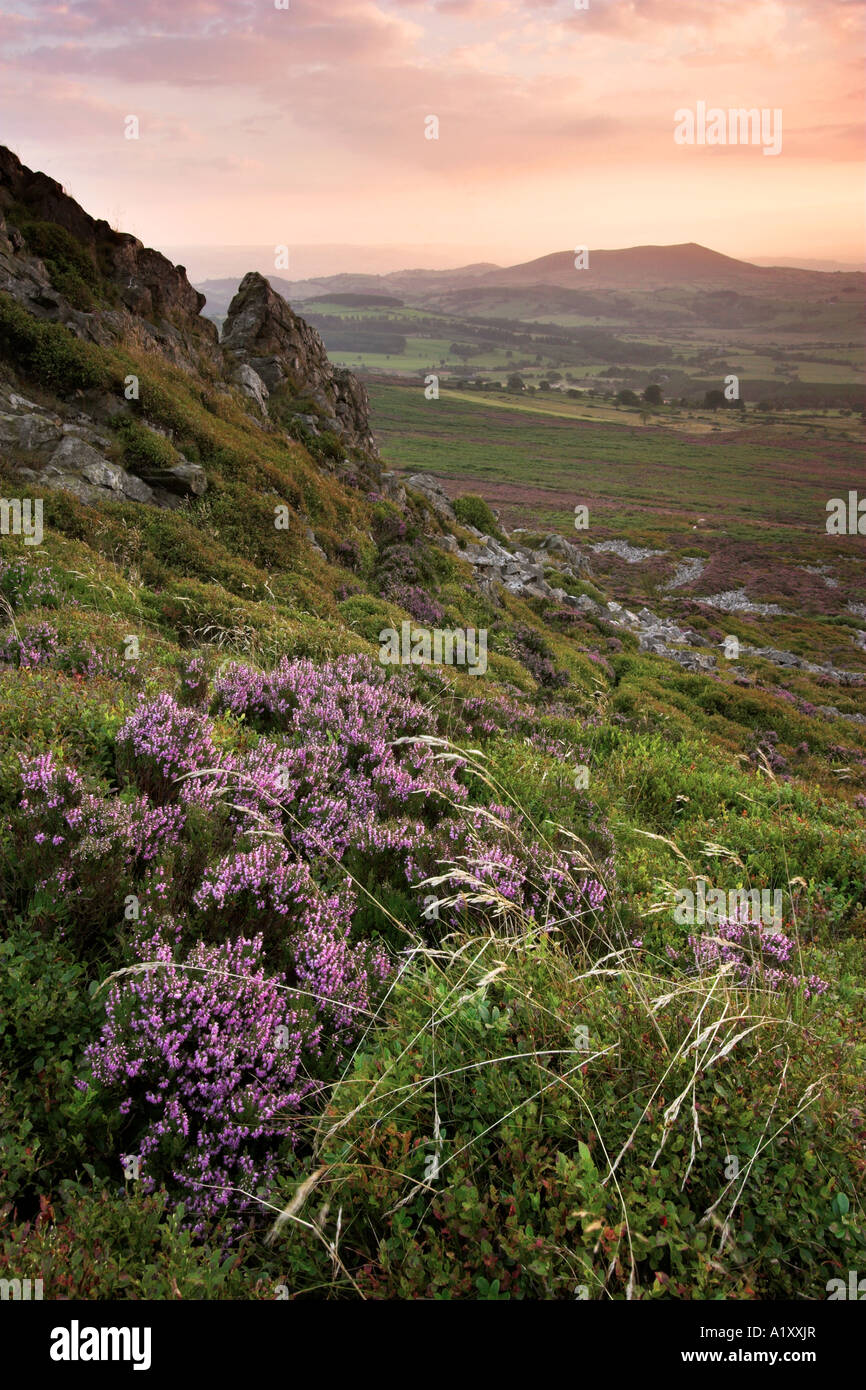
[160,242,864,286]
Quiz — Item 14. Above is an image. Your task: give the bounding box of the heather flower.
[116,692,223,803]
[0,554,63,610]
[406,801,609,936]
[0,621,61,668]
[193,843,388,1042]
[681,912,828,999]
[82,933,315,1237]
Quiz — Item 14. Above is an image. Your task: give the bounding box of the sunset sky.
[0,0,863,273]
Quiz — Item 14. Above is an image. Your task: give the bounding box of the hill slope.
[0,148,864,1303]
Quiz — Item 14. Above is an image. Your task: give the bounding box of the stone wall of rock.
[221,271,375,453]
[0,146,380,511]
[0,146,220,373]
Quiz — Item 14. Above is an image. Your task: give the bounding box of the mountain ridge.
[193,241,863,322]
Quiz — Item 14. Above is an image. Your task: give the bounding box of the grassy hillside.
[1,225,864,1300]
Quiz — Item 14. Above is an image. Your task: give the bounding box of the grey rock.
[380,471,407,507]
[121,472,155,504]
[221,272,376,452]
[166,460,207,497]
[232,362,269,414]
[0,410,62,451]
[303,524,326,560]
[698,588,784,616]
[49,436,121,486]
[435,534,460,554]
[663,557,706,591]
[45,437,155,505]
[591,540,666,564]
[407,474,456,520]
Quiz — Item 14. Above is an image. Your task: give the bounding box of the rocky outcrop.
[407,474,456,520]
[0,381,205,510]
[221,272,375,453]
[0,146,380,510]
[0,145,220,373]
[230,362,269,415]
[696,588,784,616]
[435,511,591,606]
[591,540,666,564]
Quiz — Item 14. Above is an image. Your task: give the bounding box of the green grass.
[0,256,864,1301]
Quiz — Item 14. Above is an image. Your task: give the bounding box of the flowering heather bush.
[334,539,360,571]
[385,582,446,626]
[511,624,569,690]
[457,693,590,761]
[193,842,387,1038]
[750,730,788,774]
[681,914,829,999]
[0,621,61,668]
[460,692,528,738]
[18,752,85,837]
[81,933,314,1237]
[0,621,138,681]
[371,509,445,621]
[406,801,609,936]
[16,753,187,929]
[116,692,221,804]
[213,656,467,857]
[0,554,63,610]
[213,653,435,743]
[171,653,212,708]
[14,651,616,1242]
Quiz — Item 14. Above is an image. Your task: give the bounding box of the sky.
[0,0,863,274]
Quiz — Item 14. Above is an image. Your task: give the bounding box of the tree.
[539,380,551,391]
[507,373,525,392]
[703,389,726,410]
[643,383,663,406]
[616,389,640,407]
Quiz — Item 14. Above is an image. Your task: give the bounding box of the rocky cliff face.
[0,146,378,512]
[221,271,375,452]
[0,145,220,373]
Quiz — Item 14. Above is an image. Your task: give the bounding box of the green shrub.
[14,218,102,311]
[0,1182,280,1298]
[0,293,111,395]
[274,941,864,1299]
[110,415,181,475]
[0,927,106,1216]
[453,494,502,537]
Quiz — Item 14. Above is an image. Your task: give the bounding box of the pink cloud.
[0,0,860,258]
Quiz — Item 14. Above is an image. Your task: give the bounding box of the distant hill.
[196,242,864,335]
[472,243,863,297]
[475,243,761,290]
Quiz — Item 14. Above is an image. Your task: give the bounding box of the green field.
[369,381,865,539]
[368,379,866,679]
